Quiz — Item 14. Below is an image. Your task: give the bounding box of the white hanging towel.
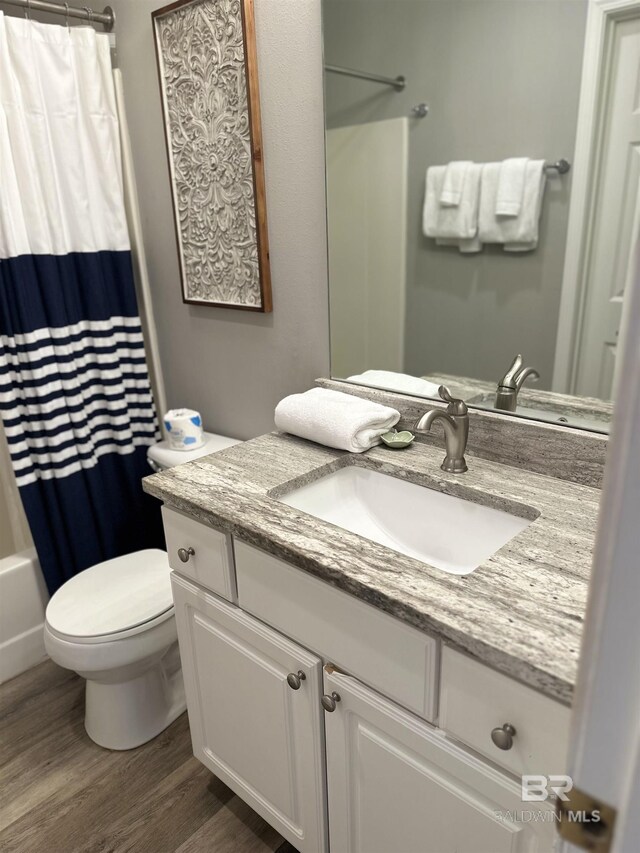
[478,160,546,251]
[495,157,529,217]
[423,164,482,252]
[440,161,473,207]
[274,388,400,453]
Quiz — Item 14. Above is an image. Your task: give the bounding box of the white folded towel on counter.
[423,164,482,248]
[478,160,546,251]
[274,388,400,453]
[440,161,473,207]
[347,370,440,398]
[495,157,529,217]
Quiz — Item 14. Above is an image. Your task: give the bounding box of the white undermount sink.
[279,466,533,575]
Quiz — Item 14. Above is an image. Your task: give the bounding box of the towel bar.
[545,159,571,175]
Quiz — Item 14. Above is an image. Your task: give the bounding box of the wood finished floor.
[0,660,298,853]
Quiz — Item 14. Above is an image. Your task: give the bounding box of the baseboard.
[0,624,48,684]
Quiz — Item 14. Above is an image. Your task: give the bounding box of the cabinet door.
[323,668,557,853]
[171,573,328,853]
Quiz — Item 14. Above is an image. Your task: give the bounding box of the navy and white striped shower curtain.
[0,14,163,593]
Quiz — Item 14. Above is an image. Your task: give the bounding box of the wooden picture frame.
[152,0,272,311]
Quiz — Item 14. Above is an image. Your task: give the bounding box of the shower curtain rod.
[2,0,115,31]
[325,64,406,91]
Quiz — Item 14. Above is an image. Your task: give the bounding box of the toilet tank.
[147,432,241,472]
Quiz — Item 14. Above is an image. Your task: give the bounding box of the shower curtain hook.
[65,3,71,30]
[83,6,92,24]
[24,0,31,19]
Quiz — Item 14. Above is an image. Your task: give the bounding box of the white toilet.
[44,431,240,751]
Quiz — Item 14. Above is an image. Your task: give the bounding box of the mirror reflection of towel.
[422,164,482,248]
[479,160,546,251]
[495,157,529,217]
[347,370,440,398]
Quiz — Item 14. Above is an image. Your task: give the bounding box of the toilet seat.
[46,606,175,644]
[45,549,173,644]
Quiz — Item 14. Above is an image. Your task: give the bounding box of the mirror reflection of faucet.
[495,355,540,412]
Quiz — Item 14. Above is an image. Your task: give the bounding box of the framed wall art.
[152,0,272,311]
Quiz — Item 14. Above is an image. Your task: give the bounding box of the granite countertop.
[143,432,600,706]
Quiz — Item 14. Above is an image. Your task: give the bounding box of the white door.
[323,667,556,853]
[326,118,408,378]
[574,13,640,398]
[171,573,328,853]
[560,245,640,851]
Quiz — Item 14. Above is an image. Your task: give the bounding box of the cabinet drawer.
[234,540,438,722]
[440,646,571,777]
[162,505,236,602]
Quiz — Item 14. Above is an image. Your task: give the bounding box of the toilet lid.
[45,550,173,639]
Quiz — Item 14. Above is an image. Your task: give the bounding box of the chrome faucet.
[416,386,469,474]
[495,354,539,412]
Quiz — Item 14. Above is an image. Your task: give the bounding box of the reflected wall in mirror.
[323,0,640,435]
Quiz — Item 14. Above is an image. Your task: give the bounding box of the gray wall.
[107,0,330,440]
[324,0,588,388]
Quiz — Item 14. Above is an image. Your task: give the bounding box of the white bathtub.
[0,549,49,684]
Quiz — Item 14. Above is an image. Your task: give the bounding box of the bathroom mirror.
[323,0,638,435]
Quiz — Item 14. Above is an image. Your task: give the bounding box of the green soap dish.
[381,429,416,449]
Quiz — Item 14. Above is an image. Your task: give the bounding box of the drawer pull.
[286,670,306,690]
[177,547,195,563]
[491,722,517,750]
[321,692,341,712]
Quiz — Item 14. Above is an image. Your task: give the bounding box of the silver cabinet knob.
[491,723,517,750]
[287,670,306,690]
[177,547,195,563]
[321,692,341,712]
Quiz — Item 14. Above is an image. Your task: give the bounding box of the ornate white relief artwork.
[153,0,271,310]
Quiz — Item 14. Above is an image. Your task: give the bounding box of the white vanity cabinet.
[171,573,329,853]
[323,668,556,853]
[165,515,566,853]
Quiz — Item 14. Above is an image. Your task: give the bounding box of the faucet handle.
[499,354,524,389]
[499,354,539,391]
[438,385,468,416]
